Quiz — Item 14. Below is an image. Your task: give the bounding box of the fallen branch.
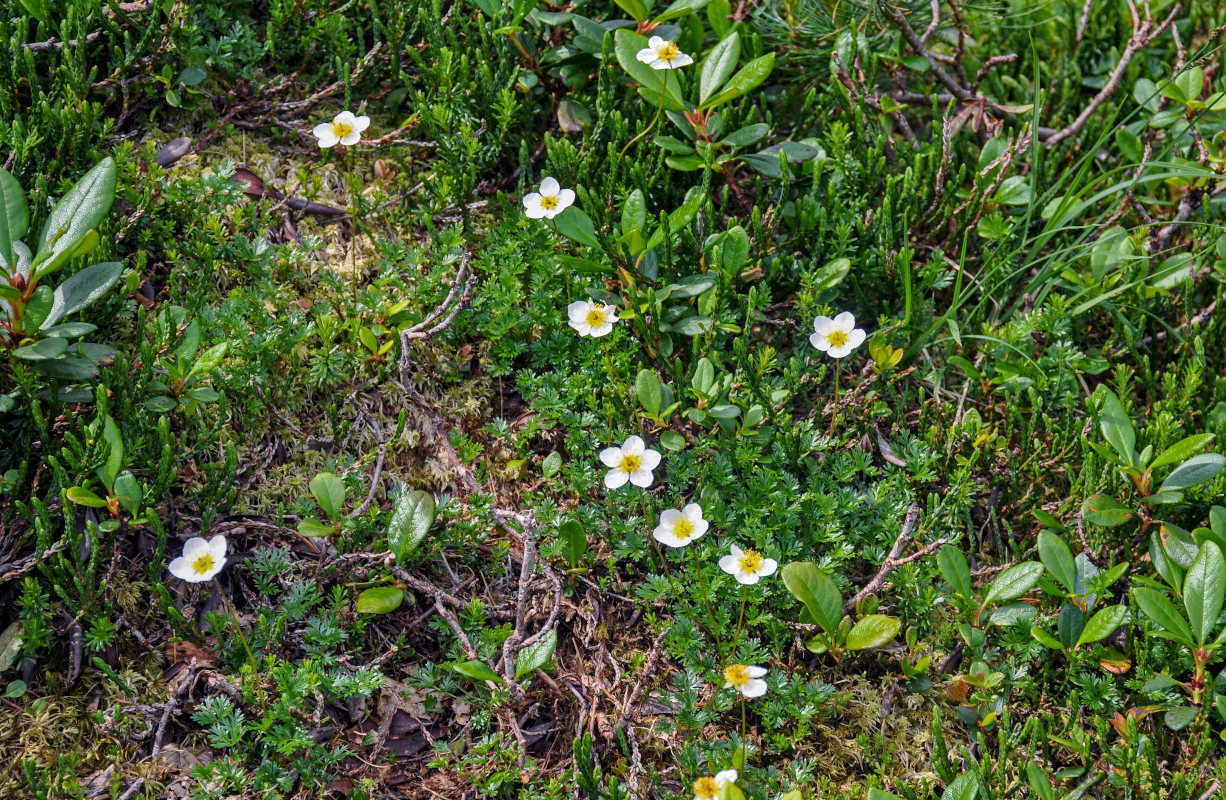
[844,504,946,613]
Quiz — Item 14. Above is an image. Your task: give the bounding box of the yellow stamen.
[193,553,215,575]
[673,517,695,541]
[332,121,353,139]
[585,307,606,327]
[723,663,749,688]
[693,777,719,800]
[657,42,680,63]
[826,329,849,348]
[619,453,641,474]
[539,195,558,210]
[737,549,764,574]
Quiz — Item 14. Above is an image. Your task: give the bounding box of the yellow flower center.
[693,777,719,800]
[585,306,606,327]
[737,549,764,573]
[673,517,695,541]
[192,553,215,575]
[657,42,681,63]
[618,453,642,474]
[826,329,849,348]
[332,121,353,139]
[540,195,558,210]
[723,663,750,688]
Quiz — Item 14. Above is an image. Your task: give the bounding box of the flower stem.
[619,80,668,158]
[689,545,723,664]
[827,358,841,439]
[639,488,670,579]
[213,577,257,672]
[600,337,615,441]
[550,218,570,301]
[731,585,748,658]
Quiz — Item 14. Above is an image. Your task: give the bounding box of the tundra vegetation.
[2,1,1226,799]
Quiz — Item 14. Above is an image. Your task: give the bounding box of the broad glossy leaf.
[1132,587,1196,647]
[0,167,28,271]
[988,602,1036,627]
[29,342,114,379]
[66,486,108,508]
[1095,386,1135,464]
[621,189,646,238]
[12,337,68,361]
[1038,530,1077,593]
[309,472,346,520]
[187,342,229,380]
[515,629,558,678]
[845,614,901,649]
[559,519,587,567]
[941,771,980,800]
[703,53,775,108]
[781,561,841,635]
[1183,541,1226,645]
[635,368,663,415]
[613,30,685,111]
[984,561,1043,605]
[1081,494,1133,527]
[1150,434,1214,471]
[34,158,117,279]
[356,586,404,614]
[1077,604,1127,647]
[1160,453,1225,492]
[447,660,504,684]
[1058,604,1085,650]
[699,31,740,104]
[40,261,124,331]
[937,544,973,599]
[297,517,333,538]
[102,415,123,487]
[388,490,435,564]
[553,206,601,249]
[642,188,705,253]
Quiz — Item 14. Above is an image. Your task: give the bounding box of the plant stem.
[639,488,671,578]
[550,218,570,300]
[827,358,841,439]
[689,545,723,663]
[731,585,748,658]
[213,577,257,672]
[600,337,615,441]
[619,80,668,158]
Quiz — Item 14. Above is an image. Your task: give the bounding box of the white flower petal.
[741,678,768,698]
[670,53,694,68]
[827,344,851,358]
[719,555,739,574]
[540,176,560,196]
[622,435,645,455]
[654,530,688,548]
[589,322,613,337]
[568,300,590,321]
[759,558,778,576]
[658,508,681,526]
[845,328,866,349]
[339,131,362,146]
[209,535,228,561]
[605,468,629,489]
[168,556,193,581]
[647,36,666,49]
[629,469,654,487]
[599,446,623,467]
[353,115,371,132]
[555,188,575,212]
[334,110,357,127]
[746,665,768,678]
[810,332,830,351]
[735,571,760,585]
[812,315,834,333]
[638,449,661,471]
[832,311,855,330]
[714,770,738,786]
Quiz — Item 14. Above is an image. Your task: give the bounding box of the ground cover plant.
[2,0,1226,797]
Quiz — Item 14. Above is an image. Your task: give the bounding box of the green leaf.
[702,53,775,108]
[541,451,563,478]
[781,561,842,634]
[12,337,68,361]
[1076,604,1128,648]
[699,31,740,104]
[635,369,663,416]
[559,519,587,567]
[652,0,711,23]
[309,472,346,520]
[1081,494,1134,527]
[1160,453,1226,492]
[1132,587,1196,648]
[66,486,108,508]
[621,189,647,238]
[941,771,980,800]
[515,629,558,678]
[1038,530,1077,593]
[1183,541,1226,646]
[41,322,96,338]
[643,189,705,253]
[868,790,906,800]
[1031,626,1063,650]
[297,517,334,538]
[23,284,53,332]
[34,158,117,280]
[40,261,124,331]
[553,206,602,249]
[720,226,750,272]
[668,274,716,299]
[388,490,435,564]
[0,621,22,674]
[446,660,504,684]
[613,30,686,112]
[356,586,405,614]
[0,167,28,270]
[937,545,972,599]
[988,602,1037,627]
[1025,763,1056,800]
[720,123,767,148]
[1057,604,1085,649]
[845,614,901,650]
[983,562,1043,605]
[187,342,229,380]
[1094,386,1135,466]
[613,0,649,22]
[102,415,123,487]
[29,342,114,379]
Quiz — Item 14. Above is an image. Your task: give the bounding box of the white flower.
[809,311,866,358]
[723,663,768,698]
[599,435,660,489]
[693,770,738,800]
[567,300,620,337]
[168,535,228,583]
[718,544,778,585]
[522,177,575,220]
[653,503,709,548]
[636,36,694,70]
[312,110,370,148]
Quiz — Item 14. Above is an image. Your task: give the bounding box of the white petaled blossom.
[809,311,866,359]
[168,535,228,583]
[718,544,779,585]
[522,177,575,220]
[312,110,370,148]
[636,36,694,70]
[567,300,620,337]
[723,663,769,698]
[599,435,661,489]
[692,770,739,800]
[653,503,709,548]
